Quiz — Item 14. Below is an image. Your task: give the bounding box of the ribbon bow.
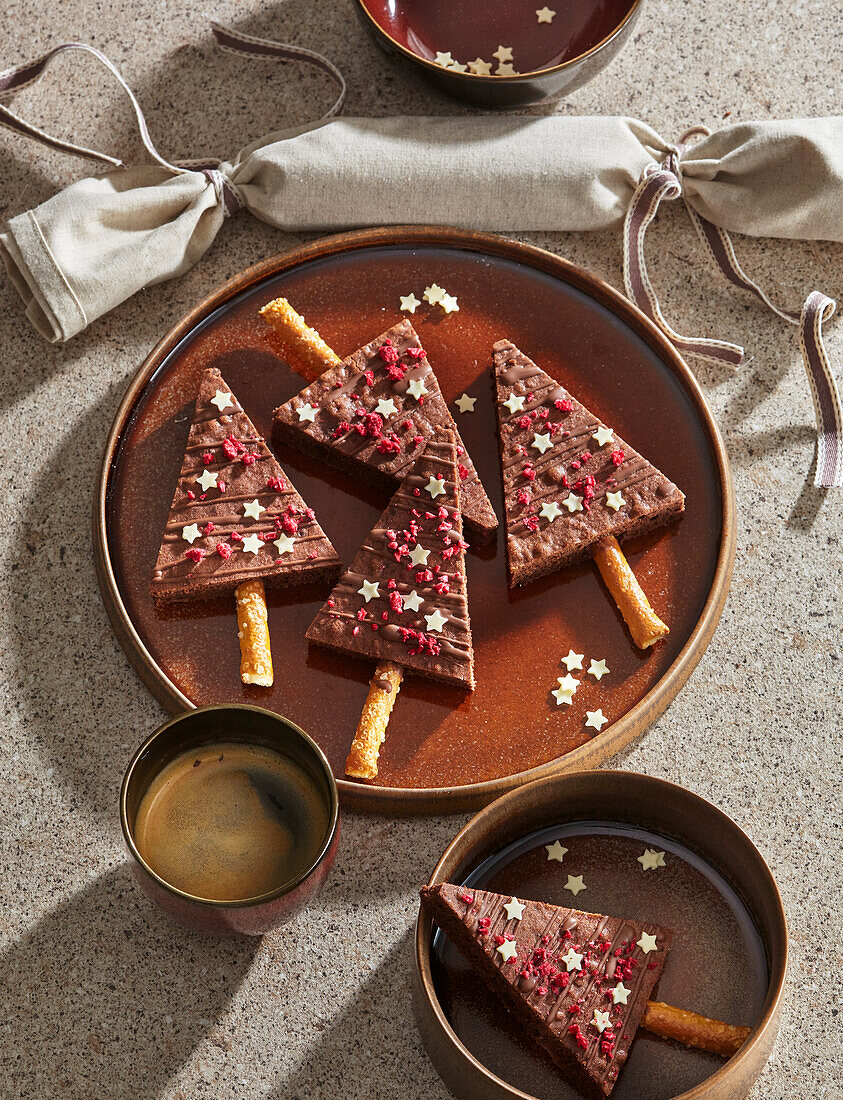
[624,128,841,487]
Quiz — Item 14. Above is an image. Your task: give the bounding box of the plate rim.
[93,225,735,814]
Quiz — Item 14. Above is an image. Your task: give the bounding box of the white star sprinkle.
[605,491,626,512]
[564,875,586,896]
[402,590,423,612]
[531,432,553,455]
[425,475,446,499]
[592,425,615,448]
[496,939,518,962]
[408,543,430,567]
[493,45,513,62]
[449,61,468,73]
[423,284,446,305]
[637,932,658,955]
[424,608,448,633]
[241,533,263,554]
[545,841,568,862]
[557,673,580,694]
[376,397,397,417]
[274,533,295,555]
[468,57,493,76]
[210,389,233,412]
[588,658,610,681]
[540,501,563,523]
[399,292,421,314]
[296,402,317,423]
[585,709,608,732]
[563,492,583,513]
[592,1010,612,1034]
[433,51,454,68]
[455,393,476,414]
[196,469,218,492]
[242,499,265,521]
[561,946,583,970]
[182,523,202,544]
[637,849,667,871]
[536,6,556,21]
[503,393,526,414]
[612,982,631,1005]
[561,649,584,671]
[358,579,380,603]
[407,377,428,401]
[440,293,460,314]
[495,63,517,76]
[552,685,575,706]
[503,897,525,921]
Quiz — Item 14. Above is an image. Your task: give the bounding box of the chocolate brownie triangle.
[273,319,497,540]
[420,883,672,1099]
[150,368,340,604]
[492,340,685,587]
[306,430,475,689]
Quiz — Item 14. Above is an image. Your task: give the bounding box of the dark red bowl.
[355,0,644,106]
[120,705,340,936]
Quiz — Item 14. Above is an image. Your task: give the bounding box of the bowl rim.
[120,702,340,909]
[414,769,789,1100]
[93,224,735,813]
[355,0,646,81]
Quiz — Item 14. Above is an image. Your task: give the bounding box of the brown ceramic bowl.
[414,771,787,1099]
[355,0,644,106]
[121,704,340,936]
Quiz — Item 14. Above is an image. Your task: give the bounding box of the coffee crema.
[134,742,329,902]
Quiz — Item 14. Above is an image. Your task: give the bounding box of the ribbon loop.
[624,131,842,487]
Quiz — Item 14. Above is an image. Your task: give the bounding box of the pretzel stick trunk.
[642,1000,750,1057]
[260,297,342,380]
[345,662,404,779]
[235,579,274,687]
[592,536,670,649]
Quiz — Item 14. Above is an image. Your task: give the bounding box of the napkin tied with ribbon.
[1,23,841,485]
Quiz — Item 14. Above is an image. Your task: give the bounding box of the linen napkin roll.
[1,27,841,484]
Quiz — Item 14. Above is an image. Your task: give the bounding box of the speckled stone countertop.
[0,2,840,1097]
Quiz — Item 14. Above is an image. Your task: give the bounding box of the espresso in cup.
[134,741,330,903]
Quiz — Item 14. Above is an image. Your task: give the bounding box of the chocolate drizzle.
[306,431,475,689]
[273,319,497,538]
[491,338,686,587]
[150,368,339,602]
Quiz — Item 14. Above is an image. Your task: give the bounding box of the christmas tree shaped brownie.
[273,318,497,540]
[493,340,685,588]
[306,430,475,689]
[420,884,672,1099]
[150,367,340,604]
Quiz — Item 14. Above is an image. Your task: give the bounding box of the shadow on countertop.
[0,865,257,1100]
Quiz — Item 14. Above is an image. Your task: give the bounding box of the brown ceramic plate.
[94,226,734,813]
[414,771,787,1100]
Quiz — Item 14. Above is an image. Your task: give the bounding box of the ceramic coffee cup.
[120,705,340,936]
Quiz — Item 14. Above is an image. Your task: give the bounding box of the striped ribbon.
[624,130,842,488]
[0,20,346,216]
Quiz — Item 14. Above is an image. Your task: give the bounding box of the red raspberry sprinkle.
[389,591,404,613]
[222,435,245,459]
[332,421,353,440]
[494,935,506,946]
[266,475,286,491]
[458,464,469,481]
[377,434,402,454]
[217,480,226,494]
[230,531,243,543]
[611,449,625,467]
[186,490,195,501]
[405,346,426,359]
[356,609,367,621]
[554,398,574,412]
[517,415,532,430]
[459,892,474,905]
[242,452,259,466]
[524,516,539,532]
[216,542,232,560]
[203,522,215,535]
[363,369,375,386]
[327,598,335,608]
[352,625,360,636]
[579,451,592,464]
[517,488,531,506]
[401,419,413,432]
[201,451,214,465]
[184,547,204,564]
[570,460,581,471]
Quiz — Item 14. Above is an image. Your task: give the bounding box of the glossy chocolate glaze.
[107,245,722,790]
[365,0,635,72]
[431,825,768,1099]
